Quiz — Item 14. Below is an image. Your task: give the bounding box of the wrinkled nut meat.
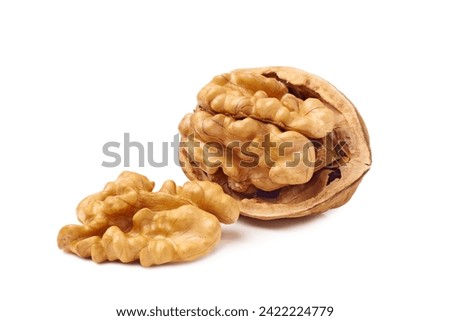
[57,171,240,266]
[179,67,371,219]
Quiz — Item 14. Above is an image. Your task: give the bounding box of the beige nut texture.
[57,171,240,266]
[179,67,372,219]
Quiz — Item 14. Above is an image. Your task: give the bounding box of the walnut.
[57,171,240,266]
[179,67,371,219]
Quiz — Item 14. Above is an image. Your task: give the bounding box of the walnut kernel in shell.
[178,67,371,219]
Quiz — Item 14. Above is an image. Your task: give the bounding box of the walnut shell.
[179,67,371,220]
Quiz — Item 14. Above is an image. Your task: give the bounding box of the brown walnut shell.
[178,67,371,219]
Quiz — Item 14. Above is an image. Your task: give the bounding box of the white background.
[1,1,449,320]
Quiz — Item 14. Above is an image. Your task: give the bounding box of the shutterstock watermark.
[102,133,181,168]
[101,132,348,169]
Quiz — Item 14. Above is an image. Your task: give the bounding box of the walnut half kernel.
[179,67,371,219]
[57,171,240,267]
